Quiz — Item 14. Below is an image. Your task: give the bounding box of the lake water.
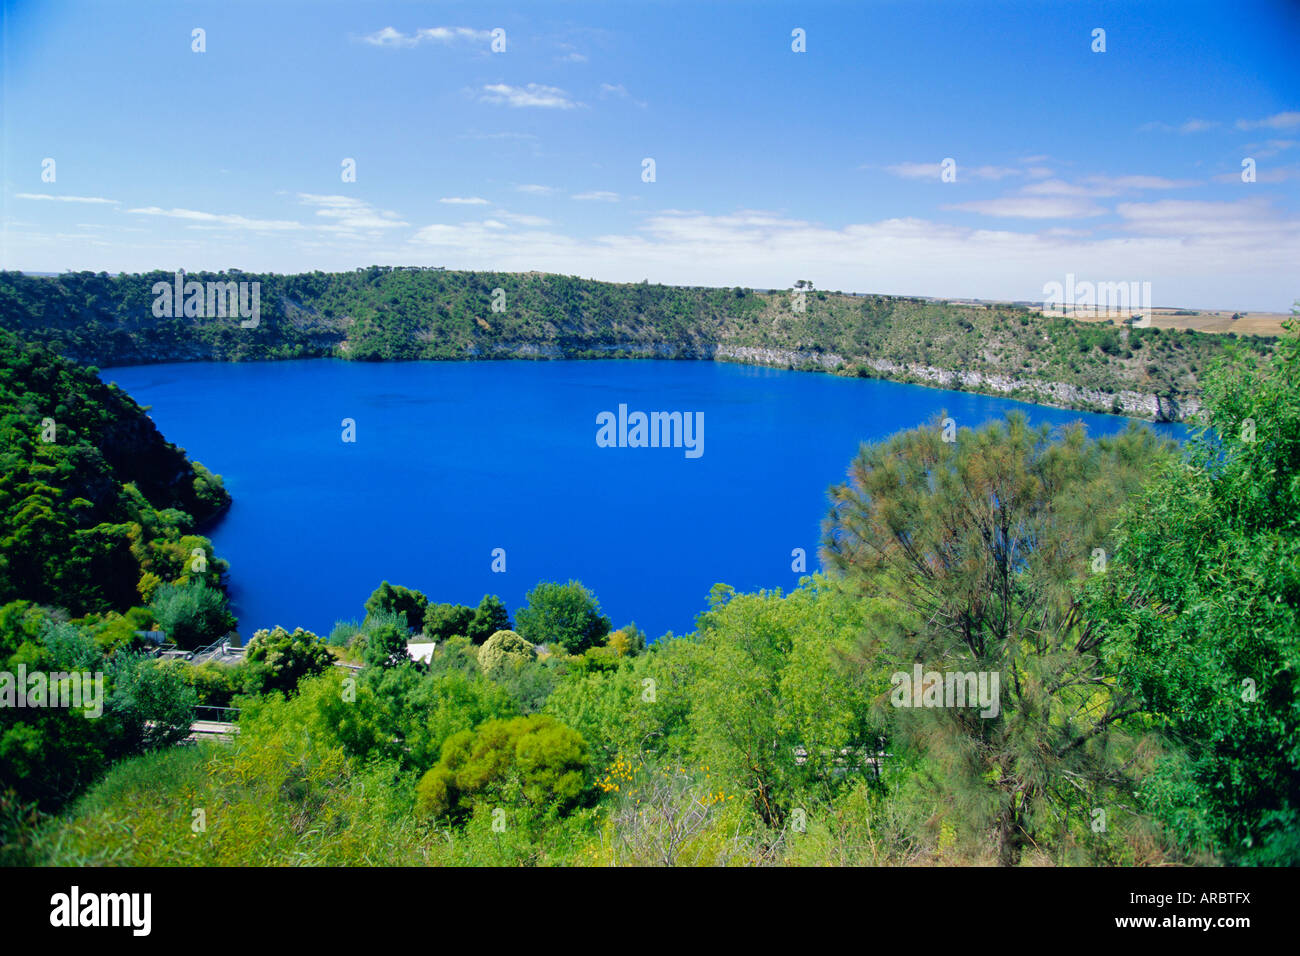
[104,359,1187,640]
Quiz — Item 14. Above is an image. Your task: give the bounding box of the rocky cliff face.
[713,345,1201,422]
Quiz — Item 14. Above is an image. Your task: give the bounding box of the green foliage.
[0,329,230,616]
[422,594,512,644]
[363,581,428,633]
[822,413,1176,864]
[2,269,1241,419]
[687,579,879,827]
[515,580,611,653]
[148,579,234,650]
[162,658,239,707]
[466,594,512,644]
[477,629,535,678]
[415,714,588,821]
[0,615,195,811]
[362,622,412,670]
[1084,324,1300,864]
[423,601,475,641]
[241,626,333,696]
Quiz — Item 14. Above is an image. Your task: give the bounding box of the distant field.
[1040,307,1290,337]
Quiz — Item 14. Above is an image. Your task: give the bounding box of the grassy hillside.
[0,268,1277,420]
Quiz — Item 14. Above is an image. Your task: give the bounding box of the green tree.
[1085,325,1300,864]
[822,413,1176,865]
[423,602,474,641]
[148,579,234,650]
[363,581,429,633]
[514,580,611,653]
[362,622,411,670]
[466,594,512,645]
[241,626,333,696]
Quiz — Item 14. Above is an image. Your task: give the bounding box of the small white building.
[406,642,437,665]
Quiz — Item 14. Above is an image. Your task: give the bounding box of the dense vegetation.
[0,269,1273,419]
[1,330,236,839]
[3,318,1293,867]
[0,329,230,616]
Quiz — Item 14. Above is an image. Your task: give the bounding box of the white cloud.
[599,83,647,107]
[1213,164,1300,184]
[360,26,489,48]
[1018,174,1196,199]
[1237,111,1300,130]
[296,194,409,232]
[1140,118,1221,133]
[128,206,303,231]
[883,162,944,180]
[946,197,1107,219]
[1084,174,1199,191]
[1114,198,1294,238]
[1021,179,1098,198]
[397,206,1299,311]
[969,165,1021,180]
[439,196,490,205]
[884,162,1021,181]
[481,83,580,109]
[515,184,556,195]
[16,193,119,204]
[497,211,551,226]
[572,190,620,202]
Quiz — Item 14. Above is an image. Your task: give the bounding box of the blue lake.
[103,359,1188,640]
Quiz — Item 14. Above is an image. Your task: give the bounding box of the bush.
[478,630,534,677]
[514,580,611,654]
[148,579,234,650]
[415,714,588,821]
[241,626,333,696]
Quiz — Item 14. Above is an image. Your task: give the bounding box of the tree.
[466,594,512,645]
[242,626,333,696]
[822,413,1175,865]
[514,580,611,653]
[363,581,428,633]
[148,579,234,650]
[688,580,877,829]
[607,624,646,657]
[423,602,474,641]
[362,622,411,670]
[1084,324,1300,864]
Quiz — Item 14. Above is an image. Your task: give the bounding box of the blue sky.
[3,0,1298,310]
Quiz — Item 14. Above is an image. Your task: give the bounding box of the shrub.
[148,579,234,650]
[415,714,588,820]
[241,626,333,696]
[478,630,534,677]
